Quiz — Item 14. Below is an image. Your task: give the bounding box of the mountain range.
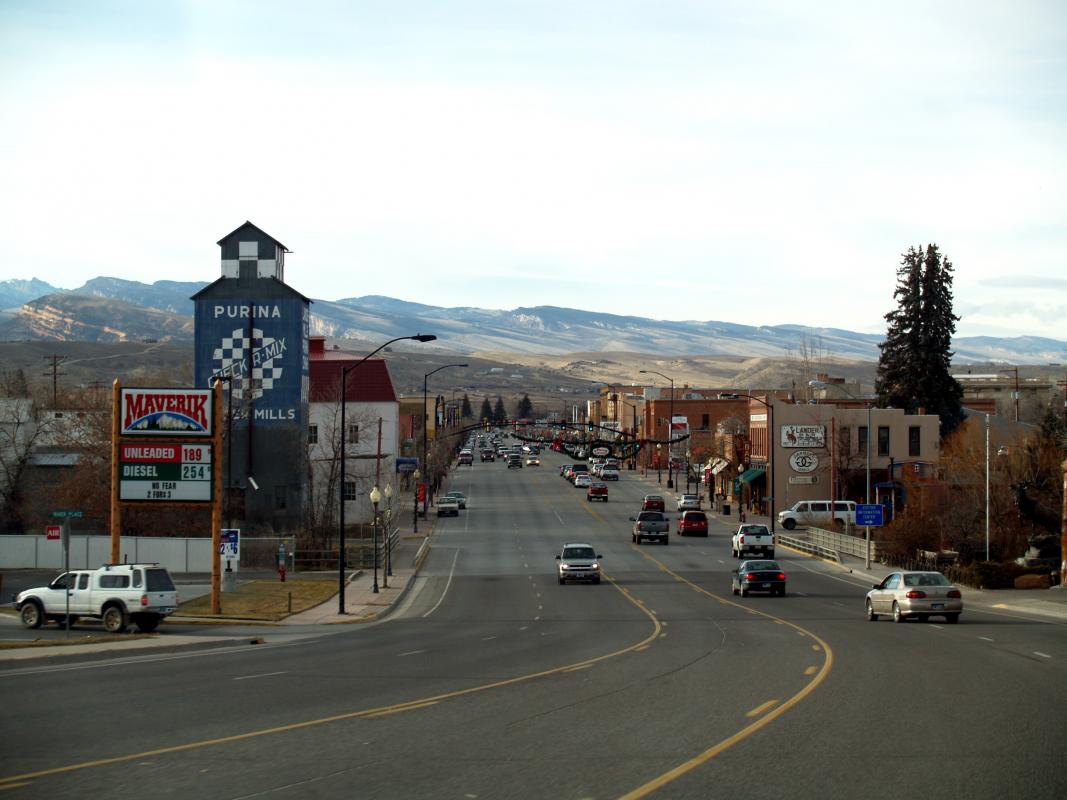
[2,277,1065,364]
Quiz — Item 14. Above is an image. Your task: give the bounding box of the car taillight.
[745,573,757,580]
[739,536,745,544]
[777,573,786,580]
[947,589,962,598]
[905,590,926,599]
[140,593,149,606]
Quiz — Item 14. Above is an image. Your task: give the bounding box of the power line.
[42,354,66,406]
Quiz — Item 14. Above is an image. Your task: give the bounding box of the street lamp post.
[384,483,393,578]
[809,380,872,567]
[369,485,380,594]
[640,370,675,489]
[656,443,662,484]
[412,467,422,534]
[423,363,468,517]
[338,334,436,614]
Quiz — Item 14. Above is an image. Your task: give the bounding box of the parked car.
[865,571,963,623]
[437,496,461,516]
[630,511,669,545]
[777,500,857,530]
[16,563,178,633]
[678,510,708,537]
[443,491,467,509]
[587,482,608,502]
[642,495,665,512]
[732,560,787,597]
[556,543,603,585]
[676,494,700,511]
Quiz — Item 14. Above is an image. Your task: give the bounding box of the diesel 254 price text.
[119,443,213,502]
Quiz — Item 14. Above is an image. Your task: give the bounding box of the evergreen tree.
[875,244,964,438]
[460,394,473,420]
[1039,402,1067,454]
[479,397,493,423]
[493,396,507,424]
[515,393,533,420]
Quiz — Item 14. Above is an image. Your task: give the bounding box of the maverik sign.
[121,388,213,437]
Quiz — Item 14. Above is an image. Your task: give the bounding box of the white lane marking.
[979,636,995,642]
[397,650,426,657]
[794,592,808,597]
[524,563,529,568]
[232,671,286,681]
[519,626,528,631]
[421,549,460,619]
[717,560,724,564]
[481,636,496,641]
[928,624,943,630]
[554,510,565,526]
[1034,652,1052,659]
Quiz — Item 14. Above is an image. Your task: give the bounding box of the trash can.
[721,503,730,516]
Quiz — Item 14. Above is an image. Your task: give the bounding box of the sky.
[1,0,1065,340]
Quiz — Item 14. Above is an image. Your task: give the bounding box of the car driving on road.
[642,495,665,511]
[866,571,963,623]
[443,491,467,509]
[732,560,787,597]
[678,510,708,537]
[556,543,603,584]
[630,510,669,545]
[676,494,700,511]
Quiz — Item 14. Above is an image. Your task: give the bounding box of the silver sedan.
[866,571,963,623]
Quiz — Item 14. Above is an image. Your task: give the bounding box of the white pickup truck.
[15,563,179,633]
[732,524,775,558]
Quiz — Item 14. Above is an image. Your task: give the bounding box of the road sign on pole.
[51,510,83,518]
[856,504,885,526]
[45,525,61,540]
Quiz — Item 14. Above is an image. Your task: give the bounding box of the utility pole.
[42,355,66,406]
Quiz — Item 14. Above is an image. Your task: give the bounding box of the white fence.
[1,534,214,573]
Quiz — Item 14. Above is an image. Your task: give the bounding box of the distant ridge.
[1,277,1064,363]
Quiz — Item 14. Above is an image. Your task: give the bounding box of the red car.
[642,495,665,511]
[587,483,609,502]
[678,510,708,537]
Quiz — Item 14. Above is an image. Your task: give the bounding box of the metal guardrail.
[777,534,841,563]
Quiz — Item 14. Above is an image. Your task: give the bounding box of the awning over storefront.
[709,458,730,475]
[737,467,765,485]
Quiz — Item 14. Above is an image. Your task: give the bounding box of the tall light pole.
[985,413,991,562]
[423,363,468,515]
[412,467,421,534]
[719,392,777,533]
[809,380,871,567]
[640,370,675,489]
[384,483,393,578]
[622,400,638,470]
[338,333,436,614]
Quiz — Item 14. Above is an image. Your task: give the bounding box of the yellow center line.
[563,663,593,673]
[618,547,835,800]
[804,666,818,676]
[0,566,662,787]
[363,700,440,718]
[746,700,780,718]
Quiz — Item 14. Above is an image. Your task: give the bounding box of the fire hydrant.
[278,542,287,582]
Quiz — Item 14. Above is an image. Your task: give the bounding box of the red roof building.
[309,337,399,403]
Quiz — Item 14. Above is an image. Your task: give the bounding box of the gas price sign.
[119,443,212,502]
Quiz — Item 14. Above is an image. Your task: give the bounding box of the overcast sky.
[2,1,1065,340]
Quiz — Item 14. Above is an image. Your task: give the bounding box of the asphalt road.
[1,443,1065,799]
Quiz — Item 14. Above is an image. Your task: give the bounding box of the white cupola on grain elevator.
[217,220,291,282]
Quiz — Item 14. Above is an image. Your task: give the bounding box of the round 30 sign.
[789,449,819,473]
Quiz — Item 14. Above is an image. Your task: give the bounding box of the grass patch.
[174,580,337,621]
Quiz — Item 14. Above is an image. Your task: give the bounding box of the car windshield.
[745,561,780,571]
[563,547,595,560]
[638,512,664,521]
[685,512,706,521]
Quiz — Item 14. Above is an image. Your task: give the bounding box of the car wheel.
[558,577,564,585]
[135,614,160,633]
[892,602,905,623]
[866,600,878,621]
[778,588,786,597]
[740,586,749,598]
[19,601,43,629]
[631,533,637,543]
[783,519,796,530]
[732,585,739,596]
[945,613,960,624]
[663,538,669,546]
[102,605,128,634]
[593,577,601,585]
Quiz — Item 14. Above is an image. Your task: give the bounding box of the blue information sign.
[856,504,885,526]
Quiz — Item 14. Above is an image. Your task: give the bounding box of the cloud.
[979,276,1067,291]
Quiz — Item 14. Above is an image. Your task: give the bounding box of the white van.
[777,500,856,530]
